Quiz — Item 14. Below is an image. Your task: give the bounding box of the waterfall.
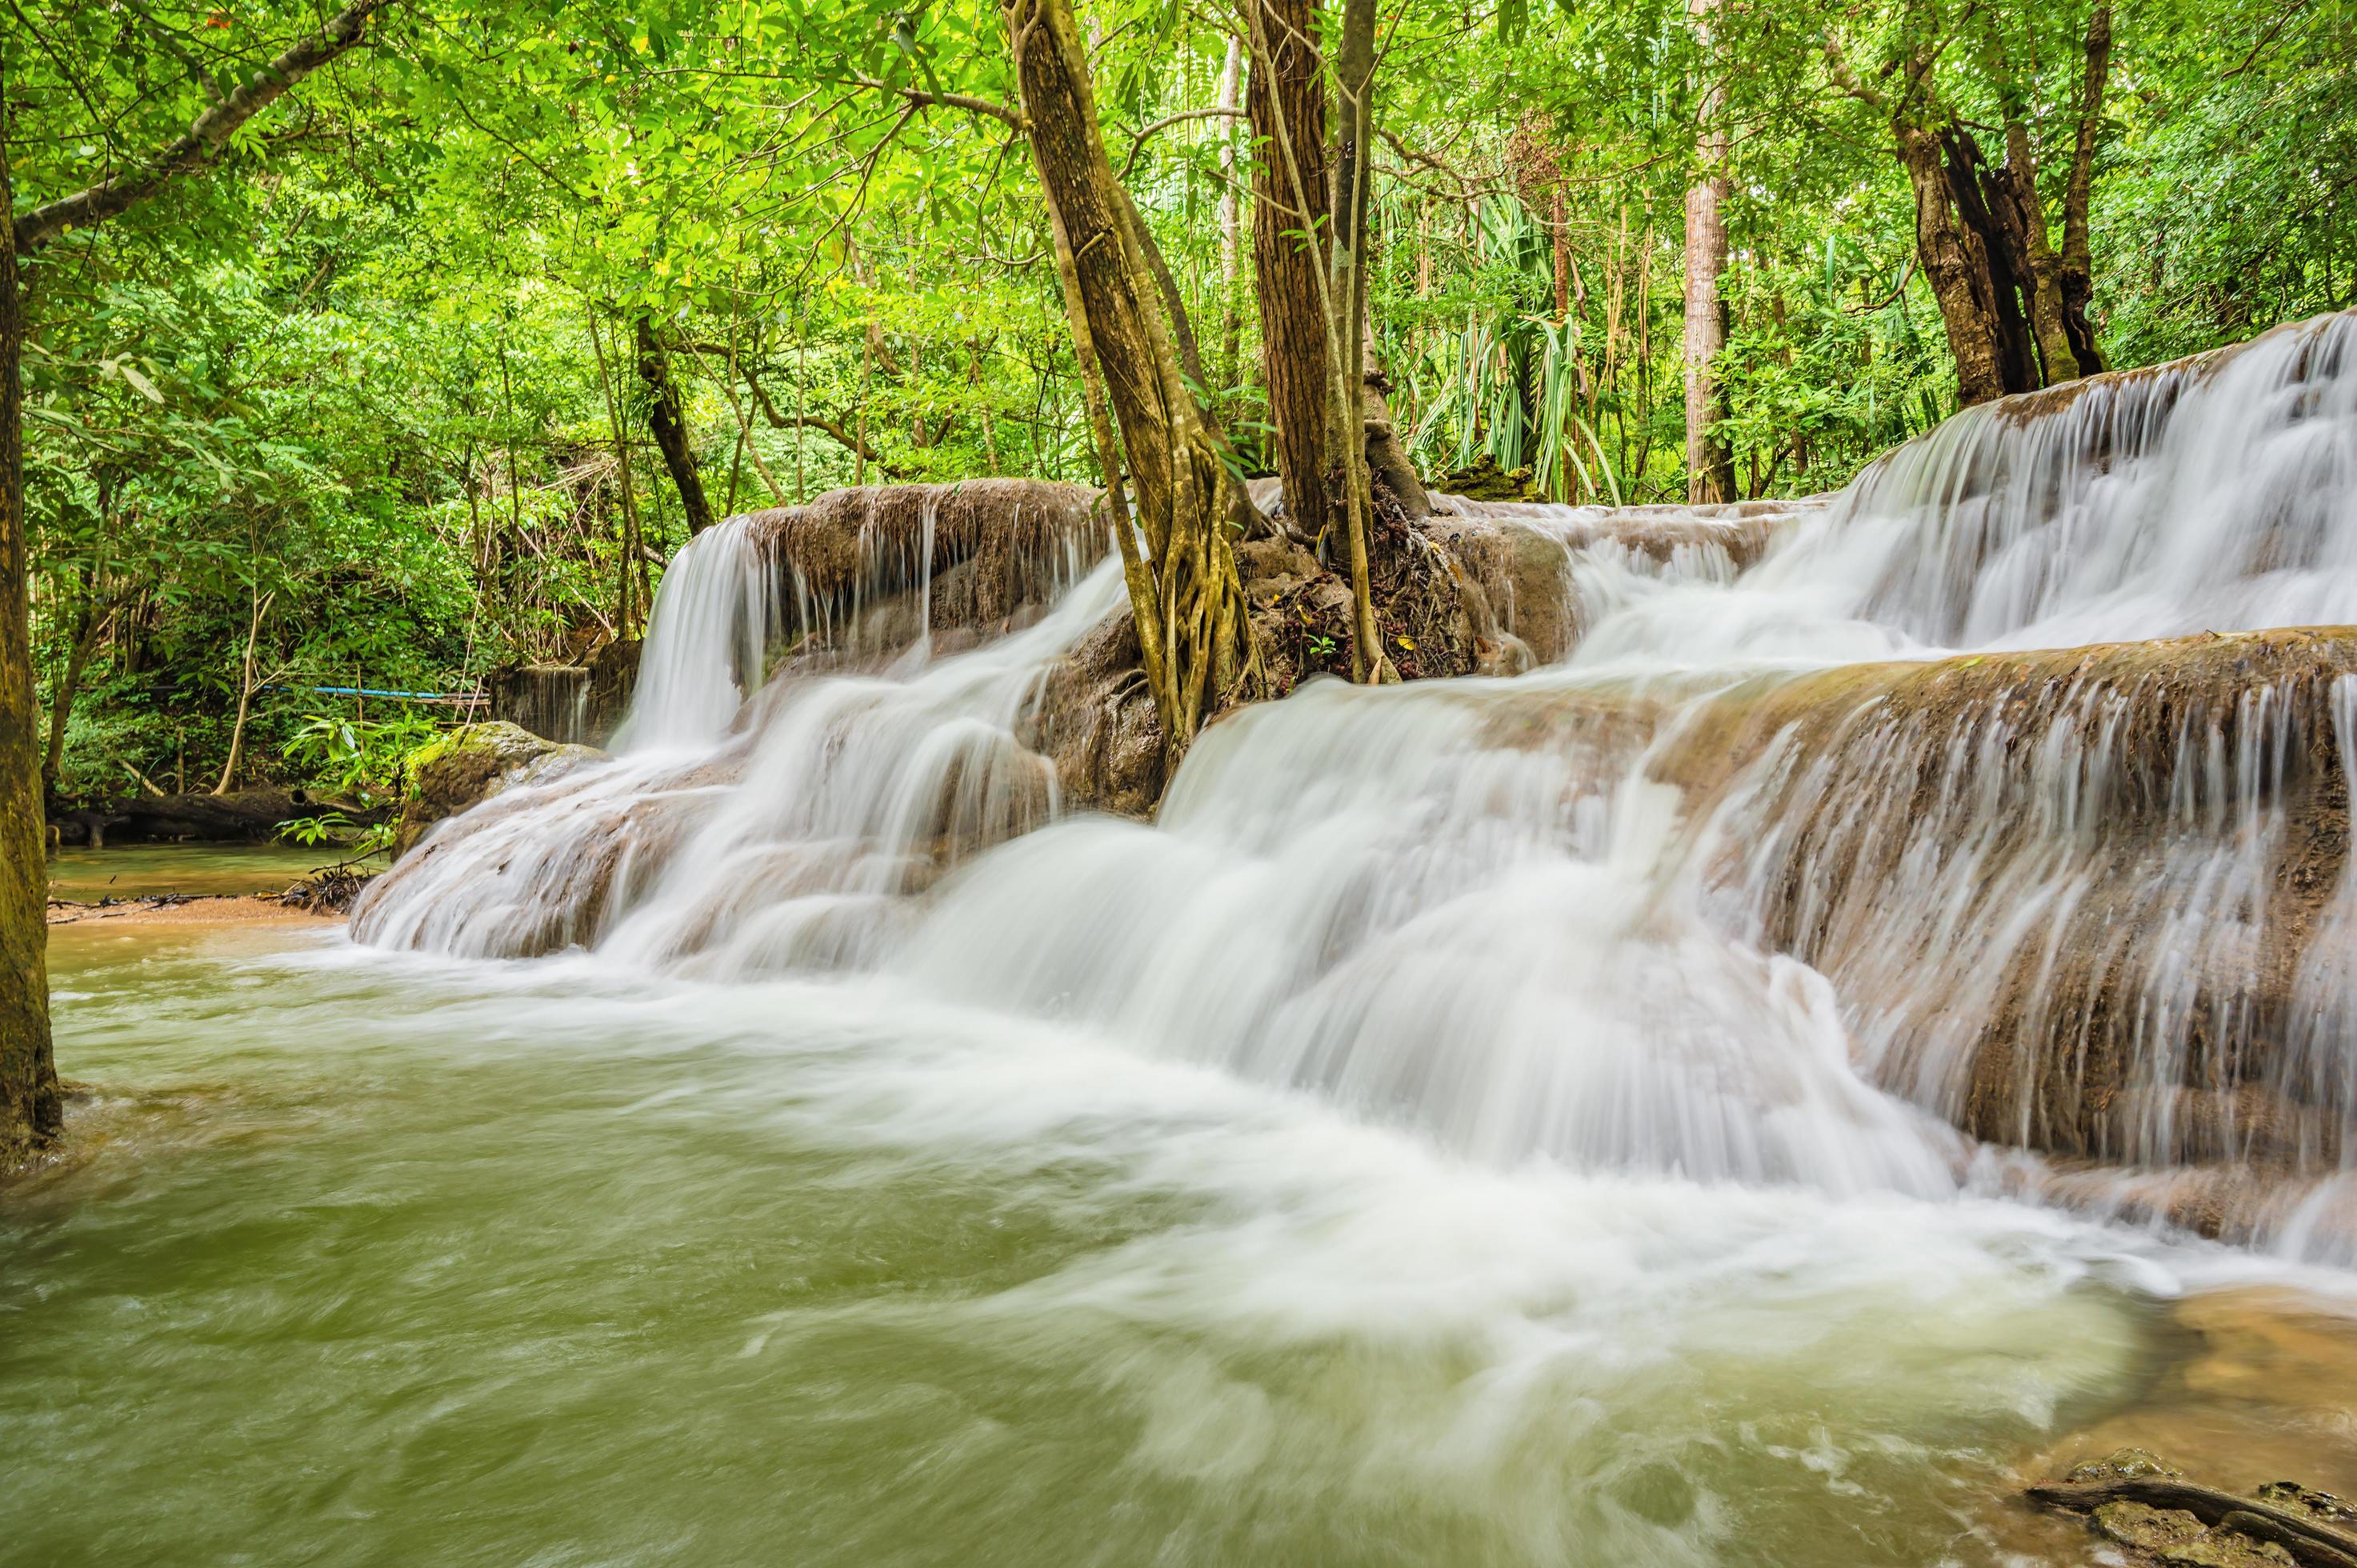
[610,514,778,754]
[358,312,2357,1262]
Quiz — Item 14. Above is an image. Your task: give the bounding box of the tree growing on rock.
[1006,0,1259,741]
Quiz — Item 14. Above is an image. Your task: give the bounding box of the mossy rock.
[394,722,603,858]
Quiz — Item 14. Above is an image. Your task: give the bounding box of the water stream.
[12,314,2357,1563]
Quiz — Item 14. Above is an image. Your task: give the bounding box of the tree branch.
[1117,106,1247,180]
[739,366,909,481]
[846,74,1026,130]
[15,0,395,254]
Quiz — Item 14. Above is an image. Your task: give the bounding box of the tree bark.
[1009,0,1252,740]
[41,592,110,804]
[1936,126,2042,396]
[2059,3,2113,377]
[634,318,716,536]
[1683,0,1736,502]
[1326,0,1391,680]
[1976,15,2077,386]
[0,79,61,1170]
[1241,0,1332,547]
[1895,125,2014,406]
[1215,34,1246,407]
[1826,29,2045,407]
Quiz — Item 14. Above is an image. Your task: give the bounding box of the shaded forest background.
[7,0,2352,804]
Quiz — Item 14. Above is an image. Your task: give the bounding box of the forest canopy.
[5,0,2352,802]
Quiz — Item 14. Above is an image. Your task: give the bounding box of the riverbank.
[46,893,334,928]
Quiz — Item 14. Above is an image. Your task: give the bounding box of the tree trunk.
[1825,30,2046,409]
[211,582,271,795]
[634,317,716,537]
[1009,0,1252,740]
[1936,126,2042,397]
[1325,0,1392,681]
[40,593,108,804]
[2059,3,2113,377]
[1,0,384,1179]
[1241,0,1331,547]
[1215,33,1247,409]
[1976,14,2076,386]
[0,87,60,1170]
[1683,0,1736,502]
[1893,124,2015,408]
[587,314,645,634]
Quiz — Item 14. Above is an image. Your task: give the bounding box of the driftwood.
[2028,1457,2357,1568]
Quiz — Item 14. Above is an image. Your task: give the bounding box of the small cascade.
[490,664,594,745]
[611,514,777,754]
[358,312,2357,1263]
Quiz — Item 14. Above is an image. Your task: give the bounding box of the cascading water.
[610,514,778,754]
[356,310,2357,1263]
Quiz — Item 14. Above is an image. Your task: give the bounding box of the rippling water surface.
[7,917,2354,1566]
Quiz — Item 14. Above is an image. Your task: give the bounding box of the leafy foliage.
[6,0,2348,802]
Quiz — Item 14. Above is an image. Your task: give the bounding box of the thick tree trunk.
[1826,30,2050,409]
[634,318,716,537]
[1892,125,2015,408]
[0,110,61,1170]
[2060,4,2113,377]
[1975,15,2077,386]
[1242,0,1332,548]
[1936,126,2042,397]
[1010,0,1251,739]
[1683,0,1736,502]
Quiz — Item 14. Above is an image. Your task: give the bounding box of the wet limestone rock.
[394,722,603,858]
[1649,626,2357,1178]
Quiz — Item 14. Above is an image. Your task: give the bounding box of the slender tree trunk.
[212,580,271,795]
[1683,0,1736,503]
[1553,178,1571,322]
[854,325,872,487]
[1325,0,1394,680]
[40,594,108,803]
[793,317,810,499]
[2059,3,2113,377]
[634,317,715,536]
[1241,0,1331,546]
[0,98,60,1170]
[586,314,644,634]
[1215,34,1247,408]
[1010,0,1252,740]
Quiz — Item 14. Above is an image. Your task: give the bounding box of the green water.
[46,843,336,903]
[1,920,2332,1566]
